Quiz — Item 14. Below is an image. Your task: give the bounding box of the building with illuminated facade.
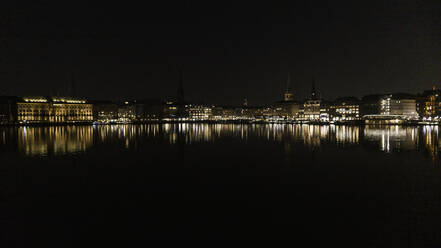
[273,74,300,119]
[92,101,119,123]
[417,88,441,119]
[211,106,240,120]
[134,99,165,121]
[187,105,213,120]
[16,96,93,124]
[303,79,325,121]
[329,97,360,122]
[364,94,418,124]
[380,94,418,118]
[117,101,137,122]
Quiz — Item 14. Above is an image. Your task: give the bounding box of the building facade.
[418,88,441,118]
[303,99,321,121]
[92,101,119,123]
[360,95,382,117]
[302,77,328,121]
[380,94,418,118]
[16,96,93,123]
[187,105,213,120]
[274,74,300,119]
[329,97,360,122]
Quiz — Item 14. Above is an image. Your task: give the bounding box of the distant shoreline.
[0,120,438,127]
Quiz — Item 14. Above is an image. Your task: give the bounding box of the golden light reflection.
[363,125,418,153]
[2,124,441,159]
[16,126,93,156]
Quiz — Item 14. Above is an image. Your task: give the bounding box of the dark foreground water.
[1,124,441,247]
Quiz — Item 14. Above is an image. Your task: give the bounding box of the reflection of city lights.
[7,124,441,161]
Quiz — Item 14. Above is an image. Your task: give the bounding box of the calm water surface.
[1,124,441,247]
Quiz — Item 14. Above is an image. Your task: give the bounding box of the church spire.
[284,72,293,102]
[286,72,291,91]
[311,74,318,100]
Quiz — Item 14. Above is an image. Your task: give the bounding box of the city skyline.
[3,2,441,247]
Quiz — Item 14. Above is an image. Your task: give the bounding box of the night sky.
[1,1,440,105]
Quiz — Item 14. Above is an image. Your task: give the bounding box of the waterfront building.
[319,101,330,122]
[117,101,136,122]
[134,99,165,121]
[211,106,239,120]
[240,106,264,120]
[92,101,119,123]
[380,94,418,118]
[418,87,441,118]
[274,74,300,119]
[303,78,323,121]
[187,105,213,120]
[16,96,93,124]
[161,99,178,119]
[304,99,321,121]
[329,97,360,122]
[360,94,383,116]
[273,102,300,119]
[364,94,418,124]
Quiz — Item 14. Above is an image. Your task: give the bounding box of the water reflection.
[1,124,441,159]
[363,126,419,152]
[16,126,93,156]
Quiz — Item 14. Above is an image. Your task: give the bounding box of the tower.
[310,74,318,100]
[284,73,293,102]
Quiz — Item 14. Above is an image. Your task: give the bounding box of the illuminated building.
[117,101,136,122]
[92,101,119,123]
[211,106,238,120]
[134,99,165,121]
[304,99,321,120]
[240,106,265,120]
[329,97,360,122]
[273,74,300,119]
[273,102,300,119]
[380,94,417,118]
[187,105,213,120]
[303,77,323,121]
[162,100,179,119]
[418,87,441,119]
[284,73,294,102]
[16,96,93,123]
[364,94,418,124]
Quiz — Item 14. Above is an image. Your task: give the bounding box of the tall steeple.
[311,74,318,100]
[177,69,185,105]
[284,73,293,102]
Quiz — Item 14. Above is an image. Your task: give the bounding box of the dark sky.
[1,1,441,105]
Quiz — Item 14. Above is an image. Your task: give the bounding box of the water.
[1,124,441,247]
